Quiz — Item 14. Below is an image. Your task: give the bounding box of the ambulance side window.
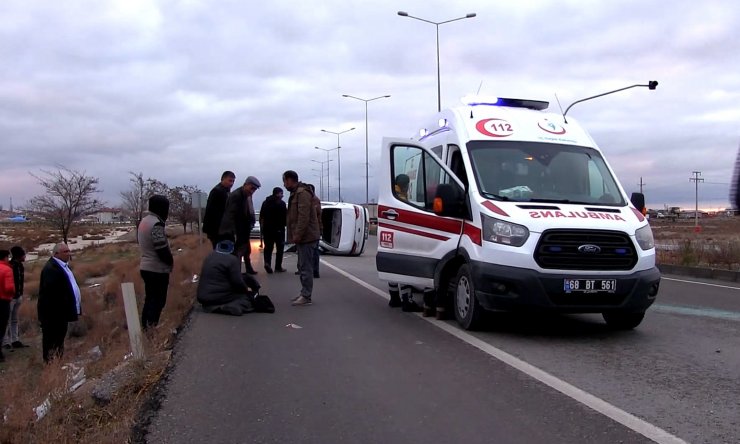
[448,146,469,189]
[392,145,461,212]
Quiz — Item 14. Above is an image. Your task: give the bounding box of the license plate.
[563,279,617,293]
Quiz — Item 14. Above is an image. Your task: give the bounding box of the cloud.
[0,0,738,213]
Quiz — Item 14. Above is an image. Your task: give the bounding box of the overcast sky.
[1,0,738,212]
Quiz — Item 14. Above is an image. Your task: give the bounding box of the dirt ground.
[651,216,740,242]
[0,224,205,443]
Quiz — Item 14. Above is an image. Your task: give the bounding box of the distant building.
[91,208,124,224]
[680,210,708,219]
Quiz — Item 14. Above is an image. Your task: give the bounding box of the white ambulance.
[376,96,660,330]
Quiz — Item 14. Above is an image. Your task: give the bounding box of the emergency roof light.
[461,95,549,110]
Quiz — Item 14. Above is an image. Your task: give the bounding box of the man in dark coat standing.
[203,171,236,249]
[37,243,81,363]
[220,176,261,275]
[259,187,287,274]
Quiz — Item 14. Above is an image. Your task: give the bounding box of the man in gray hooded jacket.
[138,195,173,329]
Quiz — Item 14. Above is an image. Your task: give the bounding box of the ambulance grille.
[534,229,637,271]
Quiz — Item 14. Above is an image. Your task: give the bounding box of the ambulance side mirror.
[630,192,646,214]
[433,183,465,218]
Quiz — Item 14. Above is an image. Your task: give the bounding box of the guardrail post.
[121,282,145,360]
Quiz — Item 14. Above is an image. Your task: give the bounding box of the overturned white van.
[376,96,660,330]
[319,202,369,256]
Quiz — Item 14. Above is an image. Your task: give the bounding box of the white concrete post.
[121,282,145,360]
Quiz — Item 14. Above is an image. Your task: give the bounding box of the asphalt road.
[148,240,740,444]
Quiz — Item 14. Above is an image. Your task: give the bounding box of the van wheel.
[454,264,485,330]
[602,311,645,330]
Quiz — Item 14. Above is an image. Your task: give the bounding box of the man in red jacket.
[0,249,16,363]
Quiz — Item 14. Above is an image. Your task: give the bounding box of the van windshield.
[467,140,625,206]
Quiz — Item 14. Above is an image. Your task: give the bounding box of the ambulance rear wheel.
[454,264,485,330]
[602,311,645,330]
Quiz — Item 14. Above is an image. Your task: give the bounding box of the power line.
[689,171,704,227]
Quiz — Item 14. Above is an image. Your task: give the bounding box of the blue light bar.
[461,95,549,110]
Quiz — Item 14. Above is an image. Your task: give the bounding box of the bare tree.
[120,173,171,227]
[27,166,103,243]
[120,172,147,227]
[168,185,202,233]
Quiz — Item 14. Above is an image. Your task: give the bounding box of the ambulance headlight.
[481,214,529,247]
[635,224,655,250]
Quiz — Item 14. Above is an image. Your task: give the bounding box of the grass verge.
[0,231,209,443]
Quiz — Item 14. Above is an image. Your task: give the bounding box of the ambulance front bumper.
[470,261,661,313]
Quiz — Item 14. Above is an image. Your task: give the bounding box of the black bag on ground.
[251,292,275,313]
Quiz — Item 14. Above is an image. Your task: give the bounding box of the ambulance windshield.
[467,141,625,206]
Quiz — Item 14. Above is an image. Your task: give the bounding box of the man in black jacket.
[203,171,235,249]
[259,187,287,273]
[220,176,261,275]
[196,240,257,316]
[37,243,81,363]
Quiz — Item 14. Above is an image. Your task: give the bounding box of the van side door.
[376,138,466,288]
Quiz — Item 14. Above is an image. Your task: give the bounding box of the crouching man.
[196,240,259,316]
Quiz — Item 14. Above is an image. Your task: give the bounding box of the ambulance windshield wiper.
[480,192,511,201]
[528,198,592,205]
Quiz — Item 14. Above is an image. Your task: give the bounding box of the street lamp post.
[342,94,391,204]
[311,162,324,201]
[311,159,332,200]
[398,11,476,112]
[311,168,323,201]
[315,146,338,201]
[563,81,659,121]
[321,127,355,202]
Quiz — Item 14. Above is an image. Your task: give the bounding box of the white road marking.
[662,277,740,290]
[321,259,689,444]
[653,304,740,321]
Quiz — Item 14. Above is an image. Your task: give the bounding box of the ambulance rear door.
[376,138,466,288]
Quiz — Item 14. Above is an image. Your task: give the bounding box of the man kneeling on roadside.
[196,240,259,316]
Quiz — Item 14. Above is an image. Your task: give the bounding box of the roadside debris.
[34,398,51,421]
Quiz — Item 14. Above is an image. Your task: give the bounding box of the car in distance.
[251,212,261,238]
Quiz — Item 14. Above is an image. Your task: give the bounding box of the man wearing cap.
[196,240,258,316]
[220,176,261,275]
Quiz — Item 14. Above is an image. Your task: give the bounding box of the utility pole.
[689,171,704,228]
[638,177,646,194]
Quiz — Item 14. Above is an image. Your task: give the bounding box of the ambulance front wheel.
[602,311,645,330]
[454,264,485,330]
